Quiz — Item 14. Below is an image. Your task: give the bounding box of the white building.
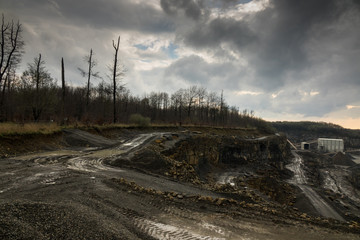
[317,138,344,152]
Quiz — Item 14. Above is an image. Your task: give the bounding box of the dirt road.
[287,151,344,221]
[0,130,358,239]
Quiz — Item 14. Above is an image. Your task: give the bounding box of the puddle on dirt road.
[217,173,237,186]
[118,133,158,152]
[11,150,81,161]
[350,154,360,164]
[286,151,307,185]
[322,170,340,193]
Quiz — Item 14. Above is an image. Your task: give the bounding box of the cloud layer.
[1,0,360,128]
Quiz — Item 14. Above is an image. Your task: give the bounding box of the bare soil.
[0,128,359,239]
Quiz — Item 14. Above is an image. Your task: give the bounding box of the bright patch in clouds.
[235,90,263,96]
[347,105,360,110]
[271,90,283,99]
[211,0,270,20]
[310,90,320,96]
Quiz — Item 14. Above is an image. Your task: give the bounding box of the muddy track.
[287,151,344,221]
[1,130,359,239]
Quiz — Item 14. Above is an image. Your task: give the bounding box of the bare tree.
[109,36,125,123]
[78,48,100,109]
[22,54,55,121]
[171,89,184,125]
[197,87,206,122]
[0,14,24,86]
[184,86,198,118]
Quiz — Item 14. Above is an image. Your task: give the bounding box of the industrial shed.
[317,138,344,152]
[301,142,310,150]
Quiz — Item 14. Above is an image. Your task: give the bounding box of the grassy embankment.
[0,122,62,136]
[0,121,269,158]
[0,122,143,137]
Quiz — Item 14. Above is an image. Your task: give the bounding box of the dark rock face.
[219,136,290,167]
[166,134,291,170]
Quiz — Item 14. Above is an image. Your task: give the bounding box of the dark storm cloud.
[56,0,174,32]
[160,0,205,20]
[3,0,174,33]
[185,17,256,49]
[165,55,243,90]
[158,0,360,121]
[249,0,343,83]
[164,0,359,89]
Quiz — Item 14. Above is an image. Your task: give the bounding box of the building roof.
[318,138,343,141]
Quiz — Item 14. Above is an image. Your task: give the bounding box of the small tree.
[171,89,184,125]
[22,54,55,121]
[78,48,100,109]
[129,113,150,127]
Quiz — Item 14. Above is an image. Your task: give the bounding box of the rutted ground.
[0,128,359,239]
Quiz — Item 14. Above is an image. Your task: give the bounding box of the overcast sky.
[2,0,360,129]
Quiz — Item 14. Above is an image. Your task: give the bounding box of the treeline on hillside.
[1,76,270,129]
[0,14,272,131]
[272,121,344,135]
[272,121,360,149]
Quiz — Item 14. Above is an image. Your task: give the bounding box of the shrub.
[129,114,151,127]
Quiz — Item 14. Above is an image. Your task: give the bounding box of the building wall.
[317,138,344,152]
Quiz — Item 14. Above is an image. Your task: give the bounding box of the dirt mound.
[247,174,296,205]
[332,152,356,166]
[0,133,63,158]
[114,149,170,174]
[62,129,118,148]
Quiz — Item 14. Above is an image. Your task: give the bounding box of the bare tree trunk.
[86,49,92,108]
[33,54,42,121]
[220,90,224,125]
[112,36,120,123]
[0,69,8,121]
[0,68,8,105]
[61,57,66,124]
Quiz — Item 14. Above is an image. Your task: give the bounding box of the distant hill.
[271,121,360,149]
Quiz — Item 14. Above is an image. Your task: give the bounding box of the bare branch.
[0,15,24,86]
[77,67,86,77]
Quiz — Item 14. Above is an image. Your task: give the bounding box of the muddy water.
[287,151,307,185]
[351,154,360,164]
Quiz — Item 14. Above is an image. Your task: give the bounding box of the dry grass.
[0,122,257,136]
[0,122,62,136]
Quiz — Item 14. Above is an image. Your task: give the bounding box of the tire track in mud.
[145,200,270,239]
[133,217,226,240]
[66,133,160,173]
[83,193,227,240]
[67,156,124,173]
